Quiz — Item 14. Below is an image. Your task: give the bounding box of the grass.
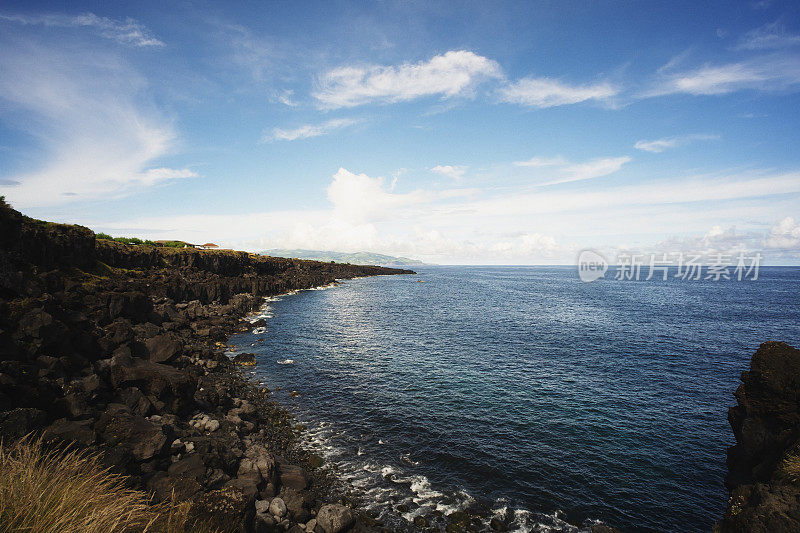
[0,436,218,533]
[778,452,800,484]
[95,233,190,249]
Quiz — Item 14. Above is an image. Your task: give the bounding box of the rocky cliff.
[720,341,800,532]
[0,198,413,532]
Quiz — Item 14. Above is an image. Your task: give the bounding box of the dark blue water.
[230,266,800,533]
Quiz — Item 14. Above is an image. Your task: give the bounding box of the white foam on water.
[276,359,295,365]
[400,452,419,466]
[308,282,338,291]
[252,326,267,334]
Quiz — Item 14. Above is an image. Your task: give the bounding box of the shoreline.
[0,200,414,532]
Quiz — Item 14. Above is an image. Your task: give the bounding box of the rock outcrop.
[720,341,800,532]
[0,198,412,532]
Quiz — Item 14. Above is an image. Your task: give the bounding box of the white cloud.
[647,55,800,96]
[276,89,298,107]
[326,167,453,224]
[431,165,467,180]
[652,225,759,256]
[90,167,800,264]
[266,118,359,142]
[0,12,164,47]
[634,133,719,153]
[737,21,800,50]
[0,40,182,207]
[513,156,567,168]
[138,167,198,185]
[513,155,630,185]
[498,77,618,108]
[765,216,800,249]
[313,50,502,108]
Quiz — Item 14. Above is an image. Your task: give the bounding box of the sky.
[1,0,799,264]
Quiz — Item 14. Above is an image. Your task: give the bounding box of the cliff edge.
[0,198,412,532]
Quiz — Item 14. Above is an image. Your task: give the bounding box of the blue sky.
[1,1,799,264]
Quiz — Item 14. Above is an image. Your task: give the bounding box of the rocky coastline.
[3,196,800,533]
[0,198,414,532]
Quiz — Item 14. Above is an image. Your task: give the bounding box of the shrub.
[0,436,217,533]
[92,232,158,247]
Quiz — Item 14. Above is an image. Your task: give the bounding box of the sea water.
[230,266,800,532]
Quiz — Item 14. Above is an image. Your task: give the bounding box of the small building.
[196,243,219,250]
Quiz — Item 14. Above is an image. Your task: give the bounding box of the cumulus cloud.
[313,50,502,108]
[266,118,360,142]
[765,216,800,249]
[0,12,164,47]
[0,39,183,207]
[634,133,719,153]
[498,77,617,108]
[513,155,630,185]
[430,165,467,180]
[652,225,760,257]
[737,21,800,50]
[646,55,800,96]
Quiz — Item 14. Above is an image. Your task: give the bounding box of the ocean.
[229,266,800,532]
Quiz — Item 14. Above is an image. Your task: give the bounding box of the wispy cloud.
[513,156,568,168]
[0,12,164,47]
[0,40,184,207]
[514,155,631,185]
[265,118,360,142]
[737,21,800,50]
[138,167,198,185]
[646,55,800,96]
[313,50,502,109]
[498,77,618,108]
[634,133,719,153]
[430,165,467,180]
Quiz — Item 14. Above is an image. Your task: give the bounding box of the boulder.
[167,453,206,481]
[145,333,184,363]
[255,499,269,514]
[225,477,259,499]
[245,444,276,482]
[269,497,287,518]
[43,418,96,446]
[94,408,171,461]
[147,471,201,502]
[0,407,46,439]
[190,486,250,531]
[281,488,311,522]
[279,464,311,491]
[316,504,354,533]
[232,353,257,366]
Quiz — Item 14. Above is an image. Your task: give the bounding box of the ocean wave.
[252,326,267,334]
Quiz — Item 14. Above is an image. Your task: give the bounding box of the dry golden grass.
[0,436,217,533]
[778,452,800,484]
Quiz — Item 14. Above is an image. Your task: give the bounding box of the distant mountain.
[262,249,428,266]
